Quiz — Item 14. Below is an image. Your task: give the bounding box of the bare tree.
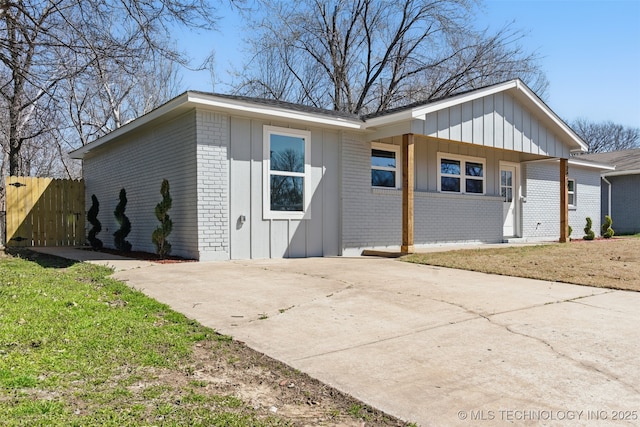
[571,118,640,153]
[0,0,218,177]
[235,0,548,114]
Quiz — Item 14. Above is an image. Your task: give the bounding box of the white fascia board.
[368,79,588,153]
[511,81,589,153]
[70,93,191,158]
[70,91,363,159]
[568,158,616,171]
[411,80,518,117]
[187,93,363,130]
[603,169,640,177]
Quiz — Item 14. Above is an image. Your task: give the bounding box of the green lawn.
[0,252,285,426]
[1,251,408,426]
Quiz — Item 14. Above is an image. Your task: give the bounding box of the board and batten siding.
[421,92,570,158]
[83,110,200,259]
[225,115,341,259]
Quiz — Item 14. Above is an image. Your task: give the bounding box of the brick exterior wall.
[341,134,504,255]
[522,162,601,240]
[83,111,199,259]
[196,109,230,261]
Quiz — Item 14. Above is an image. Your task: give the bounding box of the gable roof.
[71,79,588,159]
[577,148,640,176]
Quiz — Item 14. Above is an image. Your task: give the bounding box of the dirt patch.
[403,237,640,292]
[83,247,196,264]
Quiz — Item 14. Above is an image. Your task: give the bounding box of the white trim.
[499,161,521,238]
[437,152,486,195]
[569,158,616,171]
[71,91,363,159]
[364,79,588,153]
[371,142,402,189]
[567,178,576,207]
[602,168,640,177]
[262,125,312,220]
[188,93,363,130]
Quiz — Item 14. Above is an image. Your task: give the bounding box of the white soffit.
[187,93,363,130]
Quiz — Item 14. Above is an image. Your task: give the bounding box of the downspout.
[602,175,612,219]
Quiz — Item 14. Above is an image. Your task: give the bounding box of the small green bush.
[87,194,103,250]
[568,225,573,240]
[113,188,132,252]
[151,179,173,258]
[584,217,595,240]
[601,215,615,238]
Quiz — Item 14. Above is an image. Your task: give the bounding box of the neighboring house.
[578,148,640,234]
[70,79,611,260]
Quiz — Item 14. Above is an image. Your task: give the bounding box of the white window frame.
[371,142,402,189]
[437,153,486,195]
[568,178,576,207]
[263,125,311,220]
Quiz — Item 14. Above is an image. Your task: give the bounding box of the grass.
[0,250,407,426]
[402,237,640,292]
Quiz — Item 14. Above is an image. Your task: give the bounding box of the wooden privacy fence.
[5,177,85,247]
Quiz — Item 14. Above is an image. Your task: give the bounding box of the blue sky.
[178,0,640,128]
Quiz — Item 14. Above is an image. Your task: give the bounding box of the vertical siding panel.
[513,101,523,152]
[250,120,270,258]
[539,125,548,156]
[437,109,450,140]
[504,94,514,151]
[427,139,438,191]
[415,137,429,191]
[522,110,532,154]
[306,129,325,257]
[425,113,438,136]
[271,220,289,257]
[289,220,306,257]
[229,117,252,259]
[530,118,539,154]
[483,95,494,148]
[322,131,340,256]
[472,98,484,145]
[450,104,462,141]
[461,101,473,143]
[494,92,504,150]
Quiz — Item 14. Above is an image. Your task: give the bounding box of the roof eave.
[71,92,364,159]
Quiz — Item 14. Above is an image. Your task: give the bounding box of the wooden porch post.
[401,133,415,253]
[559,158,569,243]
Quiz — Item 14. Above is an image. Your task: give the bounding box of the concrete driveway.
[112,257,640,426]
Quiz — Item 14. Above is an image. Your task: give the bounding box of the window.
[437,153,485,195]
[371,143,401,189]
[263,126,311,219]
[568,179,576,206]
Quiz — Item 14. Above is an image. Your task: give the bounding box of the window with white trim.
[568,179,576,206]
[437,153,485,195]
[263,126,311,219]
[371,143,401,189]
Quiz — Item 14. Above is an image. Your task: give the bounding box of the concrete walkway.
[33,248,640,425]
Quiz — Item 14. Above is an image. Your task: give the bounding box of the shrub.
[113,188,132,252]
[601,215,615,239]
[151,179,173,258]
[87,194,103,250]
[584,217,595,240]
[568,225,573,240]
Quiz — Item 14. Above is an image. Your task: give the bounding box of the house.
[70,79,612,260]
[578,148,640,234]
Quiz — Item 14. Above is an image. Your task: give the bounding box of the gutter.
[602,176,612,218]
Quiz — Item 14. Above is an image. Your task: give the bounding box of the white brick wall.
[196,109,230,260]
[522,162,601,240]
[341,134,504,254]
[83,111,199,258]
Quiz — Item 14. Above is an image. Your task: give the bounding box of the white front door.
[500,165,518,237]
